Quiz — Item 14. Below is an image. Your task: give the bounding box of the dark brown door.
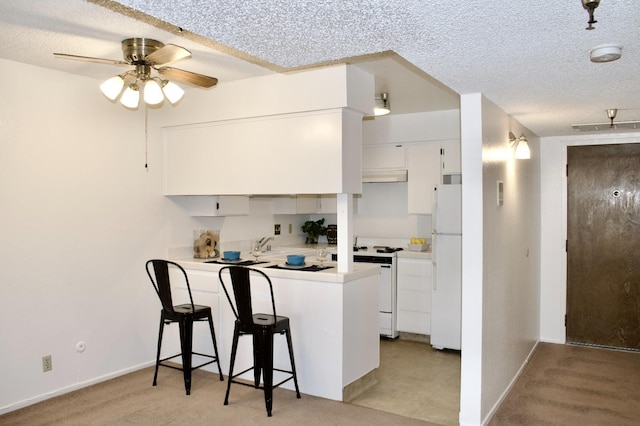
[566,143,640,350]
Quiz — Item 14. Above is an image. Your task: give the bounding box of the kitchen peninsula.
[171,256,381,401]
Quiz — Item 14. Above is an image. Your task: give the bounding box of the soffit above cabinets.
[353,54,460,115]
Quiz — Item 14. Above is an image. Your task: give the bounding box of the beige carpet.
[0,366,435,425]
[490,342,640,425]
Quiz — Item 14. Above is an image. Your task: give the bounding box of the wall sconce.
[374,92,391,116]
[509,132,531,159]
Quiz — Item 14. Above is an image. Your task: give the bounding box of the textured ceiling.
[1,0,639,137]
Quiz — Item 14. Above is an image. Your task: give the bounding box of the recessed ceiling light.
[589,44,623,63]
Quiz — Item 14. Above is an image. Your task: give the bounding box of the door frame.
[558,136,640,344]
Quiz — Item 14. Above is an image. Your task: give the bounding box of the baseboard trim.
[342,368,378,402]
[482,340,540,426]
[0,360,155,415]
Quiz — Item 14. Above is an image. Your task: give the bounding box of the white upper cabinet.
[272,194,338,214]
[187,195,250,216]
[272,195,318,214]
[362,145,405,170]
[163,65,373,197]
[406,144,440,214]
[441,140,461,175]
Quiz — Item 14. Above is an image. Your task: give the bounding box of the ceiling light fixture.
[374,92,391,116]
[606,108,617,127]
[572,108,640,131]
[56,38,215,110]
[508,132,531,160]
[582,0,600,30]
[589,43,623,63]
[99,70,185,108]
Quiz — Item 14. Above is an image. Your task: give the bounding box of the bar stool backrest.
[146,259,195,315]
[219,266,277,326]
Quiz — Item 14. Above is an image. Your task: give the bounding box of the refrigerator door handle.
[432,186,438,233]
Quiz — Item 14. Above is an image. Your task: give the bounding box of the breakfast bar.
[170,256,381,401]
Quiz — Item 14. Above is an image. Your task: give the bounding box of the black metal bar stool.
[145,259,223,395]
[218,265,301,416]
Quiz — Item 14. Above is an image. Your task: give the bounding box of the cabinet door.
[363,145,405,170]
[406,144,440,214]
[296,195,319,214]
[188,195,250,216]
[317,194,337,213]
[441,141,461,175]
[272,195,317,214]
[397,258,432,334]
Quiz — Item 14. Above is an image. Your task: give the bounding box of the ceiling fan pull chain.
[144,105,148,170]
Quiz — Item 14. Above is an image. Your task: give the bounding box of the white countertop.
[173,255,380,284]
[397,250,432,260]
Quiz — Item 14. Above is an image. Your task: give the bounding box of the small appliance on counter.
[193,229,220,259]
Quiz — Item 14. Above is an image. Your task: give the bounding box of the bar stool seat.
[218,265,301,416]
[146,259,223,395]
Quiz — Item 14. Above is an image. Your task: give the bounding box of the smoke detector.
[590,44,623,62]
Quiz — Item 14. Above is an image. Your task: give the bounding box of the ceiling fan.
[54,38,218,108]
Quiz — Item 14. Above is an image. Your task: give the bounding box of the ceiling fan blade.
[157,67,218,88]
[145,44,191,65]
[53,52,129,66]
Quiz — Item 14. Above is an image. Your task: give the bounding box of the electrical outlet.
[42,355,52,372]
[274,224,281,235]
[288,224,292,234]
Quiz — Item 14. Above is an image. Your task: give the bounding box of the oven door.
[378,263,393,313]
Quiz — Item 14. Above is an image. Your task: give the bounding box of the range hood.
[362,169,408,183]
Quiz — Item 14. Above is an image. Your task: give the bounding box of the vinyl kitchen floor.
[350,338,461,426]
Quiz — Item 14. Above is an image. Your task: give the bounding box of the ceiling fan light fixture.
[99,75,125,100]
[120,84,140,109]
[161,80,184,104]
[143,79,164,105]
[374,92,391,116]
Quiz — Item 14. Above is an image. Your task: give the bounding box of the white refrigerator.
[431,184,462,350]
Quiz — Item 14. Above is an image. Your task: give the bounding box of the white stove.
[333,243,404,339]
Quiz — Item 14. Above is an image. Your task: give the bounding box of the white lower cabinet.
[397,257,432,335]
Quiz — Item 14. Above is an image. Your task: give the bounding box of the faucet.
[256,236,274,250]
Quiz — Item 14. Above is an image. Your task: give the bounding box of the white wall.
[0,59,184,411]
[353,182,431,239]
[0,59,314,413]
[459,94,541,426]
[539,132,640,343]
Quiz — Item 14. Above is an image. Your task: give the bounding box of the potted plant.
[301,218,327,244]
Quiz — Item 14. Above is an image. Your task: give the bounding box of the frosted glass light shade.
[99,75,125,100]
[143,79,164,105]
[373,93,390,116]
[161,81,184,104]
[515,139,531,159]
[120,85,140,109]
